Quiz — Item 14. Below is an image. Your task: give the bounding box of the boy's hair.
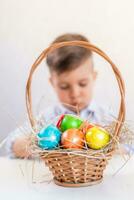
[46,33,92,74]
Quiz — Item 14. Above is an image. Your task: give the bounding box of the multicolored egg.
[85,126,110,150]
[61,128,84,149]
[37,125,61,149]
[57,114,83,132]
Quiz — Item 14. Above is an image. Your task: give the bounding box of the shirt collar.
[55,100,97,115]
[85,100,97,113]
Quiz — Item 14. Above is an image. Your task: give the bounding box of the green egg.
[60,115,83,132]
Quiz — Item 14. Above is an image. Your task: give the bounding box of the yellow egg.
[85,126,110,150]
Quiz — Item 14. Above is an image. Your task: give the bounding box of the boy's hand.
[12,136,32,158]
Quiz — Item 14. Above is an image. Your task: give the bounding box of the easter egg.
[61,128,84,149]
[37,125,61,149]
[81,121,94,133]
[85,127,110,150]
[56,114,65,129]
[57,114,83,132]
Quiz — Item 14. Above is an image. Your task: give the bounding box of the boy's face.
[49,58,97,112]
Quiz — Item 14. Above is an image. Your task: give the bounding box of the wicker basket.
[26,41,125,187]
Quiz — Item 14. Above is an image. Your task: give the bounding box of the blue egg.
[37,124,61,149]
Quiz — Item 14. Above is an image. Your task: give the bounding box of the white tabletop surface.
[0,155,134,200]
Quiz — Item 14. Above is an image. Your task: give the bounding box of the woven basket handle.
[26,41,125,137]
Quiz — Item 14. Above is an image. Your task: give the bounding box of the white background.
[0,0,134,154]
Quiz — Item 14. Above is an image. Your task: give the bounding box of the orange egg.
[61,129,84,149]
[80,121,94,133]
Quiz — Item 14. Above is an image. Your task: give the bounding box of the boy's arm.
[6,111,50,158]
[6,105,62,158]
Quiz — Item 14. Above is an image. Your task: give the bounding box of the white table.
[0,155,134,200]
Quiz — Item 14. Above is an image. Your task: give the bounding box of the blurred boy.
[6,33,111,158]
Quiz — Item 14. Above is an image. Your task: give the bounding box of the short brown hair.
[46,33,92,74]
